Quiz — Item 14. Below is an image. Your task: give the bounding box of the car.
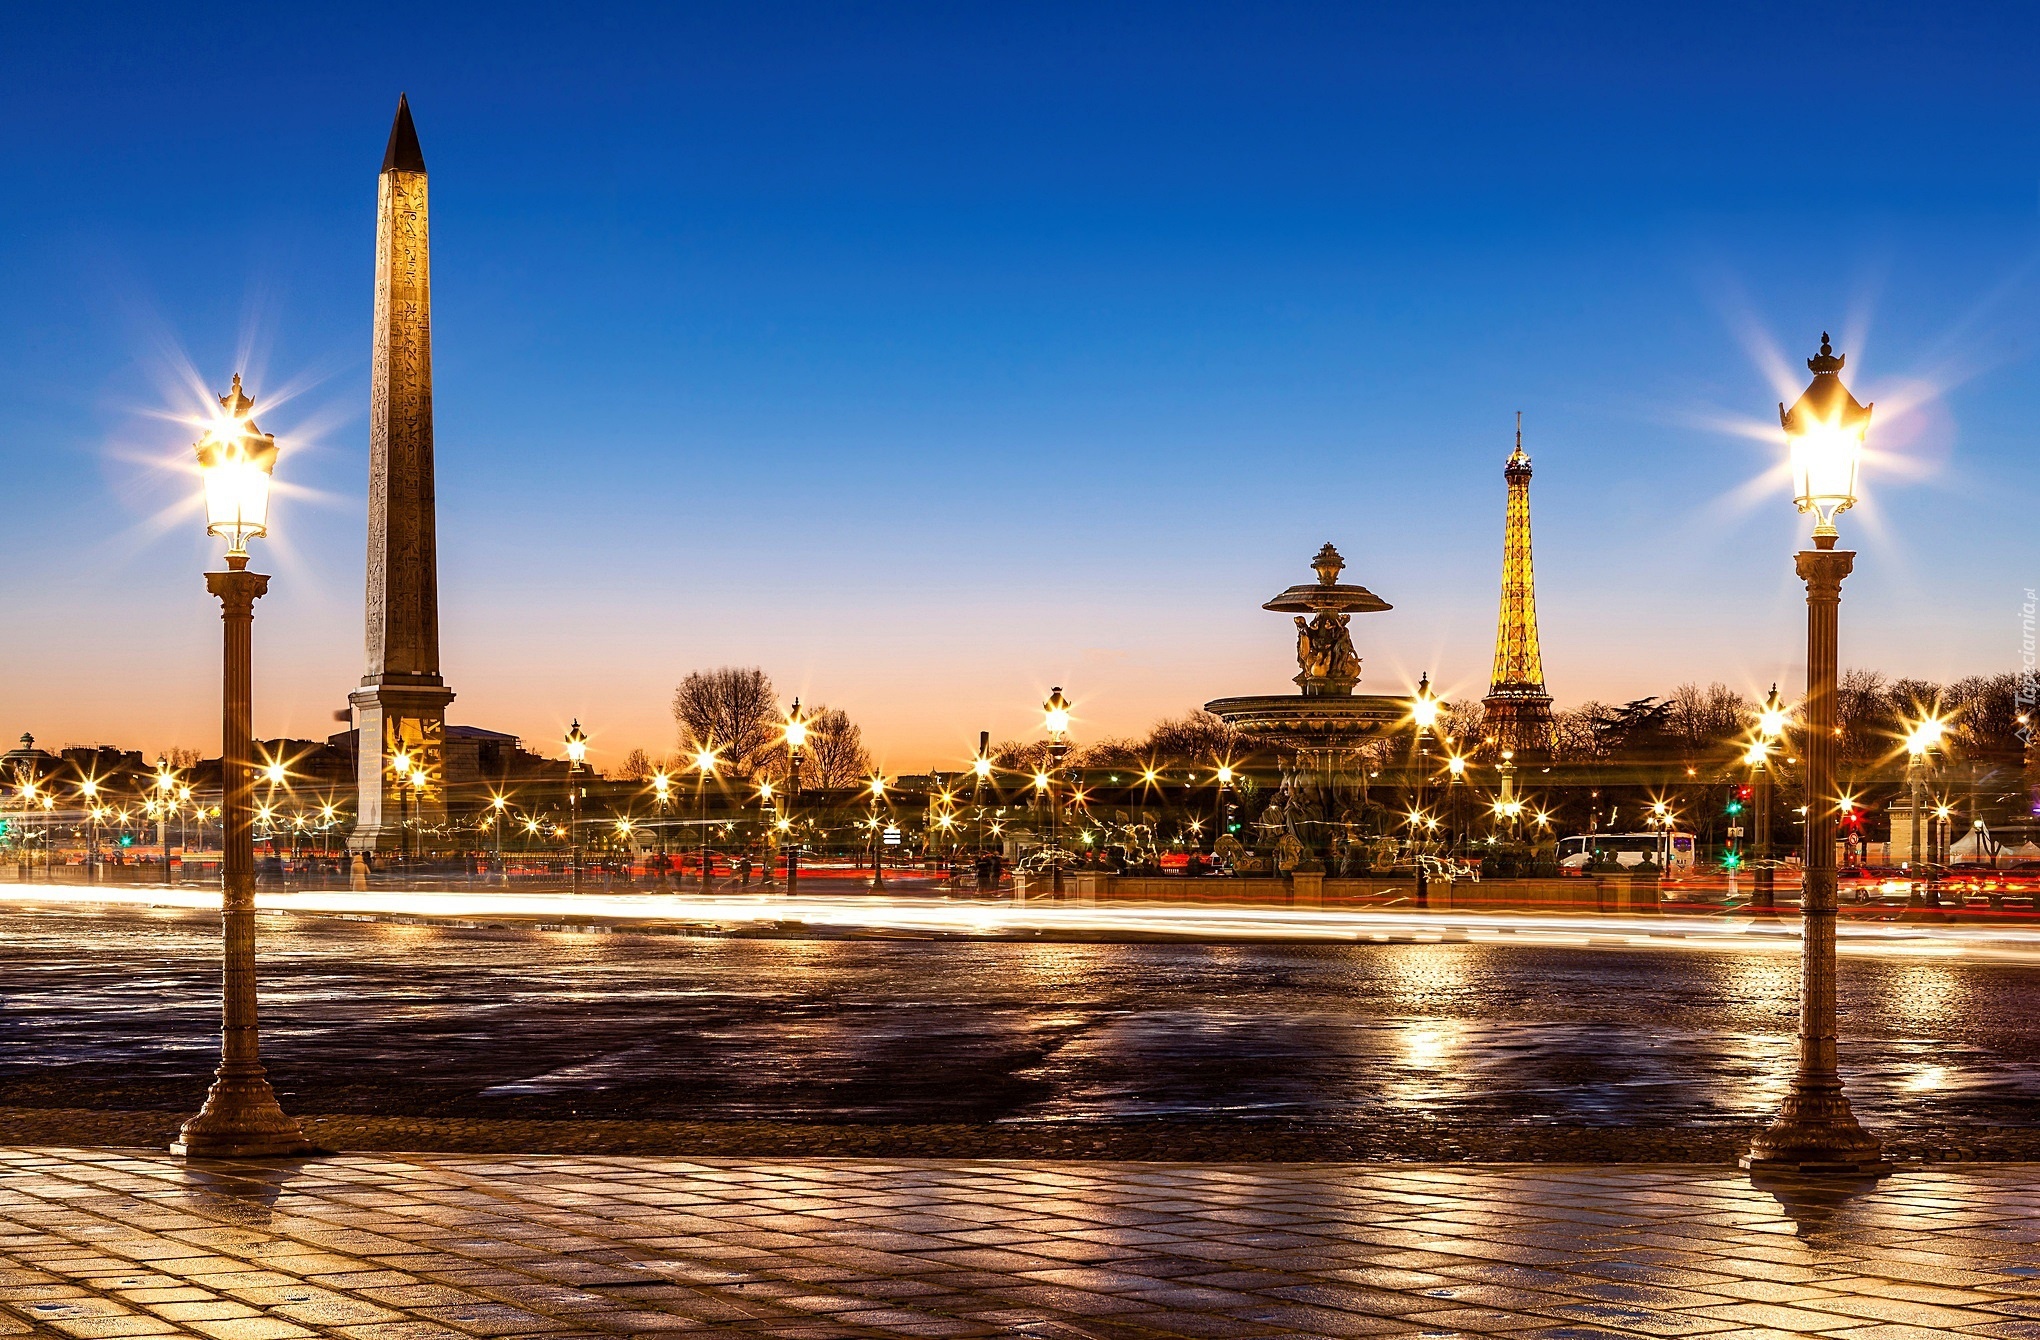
[1839,865,1919,904]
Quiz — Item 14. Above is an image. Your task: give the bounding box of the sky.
[1,1,2035,772]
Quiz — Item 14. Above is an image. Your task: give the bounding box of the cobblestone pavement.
[8,909,2040,1138]
[3,1150,2039,1339]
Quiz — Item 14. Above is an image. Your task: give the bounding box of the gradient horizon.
[2,2,2035,772]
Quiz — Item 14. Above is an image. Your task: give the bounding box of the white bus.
[1557,831,1696,875]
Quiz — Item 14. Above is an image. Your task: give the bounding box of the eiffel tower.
[1483,413,1554,755]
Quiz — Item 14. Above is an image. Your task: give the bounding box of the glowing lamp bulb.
[1042,686,1072,739]
[1780,334,1871,541]
[194,375,278,556]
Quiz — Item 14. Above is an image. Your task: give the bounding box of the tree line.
[600,667,2027,782]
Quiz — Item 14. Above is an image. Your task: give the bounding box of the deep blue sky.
[2,2,2034,767]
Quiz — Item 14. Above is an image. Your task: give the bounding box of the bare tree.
[166,747,203,770]
[1947,672,2023,760]
[1438,700,1486,755]
[1551,703,1612,761]
[799,707,873,789]
[672,667,781,779]
[1836,668,1891,766]
[618,748,655,782]
[1667,682,1749,763]
[1138,710,1241,765]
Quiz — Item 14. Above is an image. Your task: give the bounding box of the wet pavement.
[4,1149,2040,1339]
[4,905,2039,1140]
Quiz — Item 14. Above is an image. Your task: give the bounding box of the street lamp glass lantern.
[564,720,589,766]
[1903,713,1946,758]
[1042,687,1071,740]
[784,699,809,753]
[1757,686,1791,741]
[1411,672,1439,731]
[1780,334,1871,542]
[195,375,279,557]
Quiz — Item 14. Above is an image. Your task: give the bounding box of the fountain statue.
[1205,543,1413,867]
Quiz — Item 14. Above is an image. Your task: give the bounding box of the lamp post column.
[1745,544,1885,1175]
[1754,759,1774,911]
[569,769,582,896]
[174,558,312,1157]
[1909,757,1925,889]
[1049,743,1068,896]
[698,783,711,891]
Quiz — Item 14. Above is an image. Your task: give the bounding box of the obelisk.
[350,94,455,853]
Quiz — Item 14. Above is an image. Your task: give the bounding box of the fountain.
[1204,543,1413,869]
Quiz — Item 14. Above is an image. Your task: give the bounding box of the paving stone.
[0,1152,2037,1339]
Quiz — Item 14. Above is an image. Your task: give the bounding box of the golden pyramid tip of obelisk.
[382,93,425,175]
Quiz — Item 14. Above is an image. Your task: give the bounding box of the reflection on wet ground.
[3,906,2037,1127]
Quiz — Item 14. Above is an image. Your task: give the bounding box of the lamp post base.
[1742,1088,1890,1178]
[1741,1150,1892,1178]
[172,1072,318,1158]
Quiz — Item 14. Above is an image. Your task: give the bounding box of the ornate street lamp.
[693,746,718,891]
[487,793,509,884]
[76,778,99,884]
[867,772,888,889]
[1043,687,1071,895]
[154,763,178,884]
[1744,334,1887,1178]
[388,749,416,872]
[1411,672,1439,819]
[1411,671,1442,891]
[971,736,993,874]
[1903,712,1946,903]
[650,771,672,888]
[564,721,588,895]
[1445,753,1467,855]
[1746,684,1791,912]
[172,375,312,1159]
[783,700,808,895]
[1214,764,1236,858]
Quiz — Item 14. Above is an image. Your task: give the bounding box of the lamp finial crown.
[1311,542,1344,585]
[1808,333,1845,376]
[220,374,253,418]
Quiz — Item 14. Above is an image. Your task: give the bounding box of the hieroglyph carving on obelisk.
[350,94,455,852]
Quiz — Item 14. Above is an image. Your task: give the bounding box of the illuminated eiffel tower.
[1483,413,1554,755]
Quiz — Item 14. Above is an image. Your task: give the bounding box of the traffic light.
[1723,851,1741,870]
[118,833,133,848]
[1726,799,1743,816]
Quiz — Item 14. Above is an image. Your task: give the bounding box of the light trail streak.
[6,886,2040,963]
